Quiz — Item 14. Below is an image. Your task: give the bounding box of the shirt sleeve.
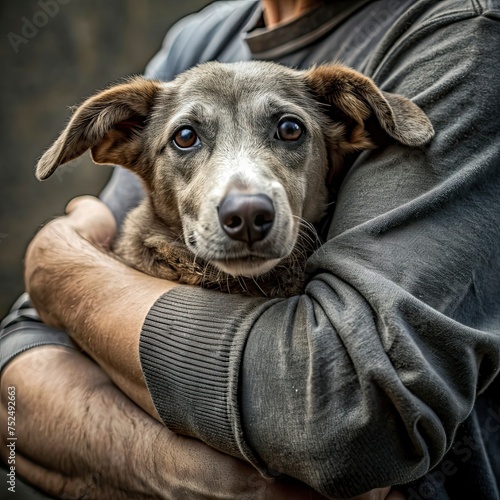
[139,6,500,498]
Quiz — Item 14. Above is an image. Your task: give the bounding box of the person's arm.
[0,346,327,500]
[22,196,174,419]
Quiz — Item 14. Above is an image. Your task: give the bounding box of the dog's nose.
[218,193,275,245]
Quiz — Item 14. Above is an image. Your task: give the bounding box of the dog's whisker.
[250,277,268,298]
[293,215,321,251]
[236,275,245,295]
[204,262,216,285]
[237,275,251,296]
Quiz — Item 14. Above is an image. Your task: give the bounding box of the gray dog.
[36,61,433,297]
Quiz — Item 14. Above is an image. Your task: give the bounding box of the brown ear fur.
[35,77,163,181]
[305,64,434,182]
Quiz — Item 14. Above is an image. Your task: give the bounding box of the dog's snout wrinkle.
[218,193,274,246]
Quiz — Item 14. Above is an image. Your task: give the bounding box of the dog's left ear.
[36,77,164,181]
[305,64,434,151]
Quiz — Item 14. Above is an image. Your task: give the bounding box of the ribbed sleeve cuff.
[139,286,274,470]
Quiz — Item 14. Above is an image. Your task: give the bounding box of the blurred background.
[0,0,213,318]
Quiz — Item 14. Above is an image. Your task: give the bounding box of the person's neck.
[261,0,324,27]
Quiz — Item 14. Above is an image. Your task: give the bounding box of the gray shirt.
[102,1,500,498]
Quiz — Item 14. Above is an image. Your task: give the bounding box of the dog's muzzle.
[218,193,274,246]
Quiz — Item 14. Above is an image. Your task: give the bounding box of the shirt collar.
[244,0,373,59]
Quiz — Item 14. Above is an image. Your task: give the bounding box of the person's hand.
[24,195,117,329]
[385,490,406,500]
[65,194,118,246]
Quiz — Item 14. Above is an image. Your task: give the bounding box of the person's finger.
[350,486,391,500]
[65,194,100,214]
[65,195,117,246]
[385,489,406,500]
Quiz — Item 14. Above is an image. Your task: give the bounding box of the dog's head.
[36,61,433,277]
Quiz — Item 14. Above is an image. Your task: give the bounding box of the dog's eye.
[173,127,199,149]
[276,118,303,142]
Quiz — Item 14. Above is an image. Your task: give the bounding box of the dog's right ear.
[305,64,434,148]
[36,77,164,181]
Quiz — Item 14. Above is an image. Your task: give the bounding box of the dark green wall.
[0,0,213,317]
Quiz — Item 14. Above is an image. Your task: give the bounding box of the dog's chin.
[212,257,281,278]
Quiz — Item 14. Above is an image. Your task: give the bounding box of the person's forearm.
[25,212,176,417]
[1,347,327,500]
[0,347,174,498]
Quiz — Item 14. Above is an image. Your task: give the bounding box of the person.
[1,0,500,498]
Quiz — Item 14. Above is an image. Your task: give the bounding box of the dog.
[35,61,433,297]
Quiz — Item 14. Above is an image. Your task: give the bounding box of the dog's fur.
[36,61,433,297]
